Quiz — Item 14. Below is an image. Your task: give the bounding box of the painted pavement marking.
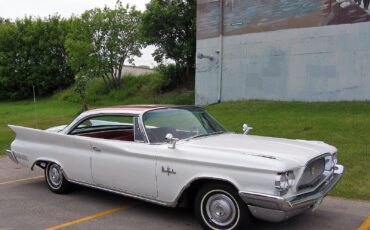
[358,215,370,230]
[45,204,135,230]
[0,175,44,186]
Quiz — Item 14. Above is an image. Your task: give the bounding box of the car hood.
[183,133,336,167]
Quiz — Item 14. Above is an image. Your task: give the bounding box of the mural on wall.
[197,0,370,39]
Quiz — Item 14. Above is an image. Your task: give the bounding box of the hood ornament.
[243,124,253,135]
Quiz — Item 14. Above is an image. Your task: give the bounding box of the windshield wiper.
[191,131,224,139]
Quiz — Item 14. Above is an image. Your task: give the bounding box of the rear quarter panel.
[9,125,93,184]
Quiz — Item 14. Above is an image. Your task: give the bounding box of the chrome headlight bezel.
[275,171,295,195]
[332,152,338,165]
[324,153,338,173]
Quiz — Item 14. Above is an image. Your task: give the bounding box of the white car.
[7,105,344,230]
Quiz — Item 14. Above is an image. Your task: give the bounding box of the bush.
[55,70,195,106]
[53,87,80,103]
[155,64,180,92]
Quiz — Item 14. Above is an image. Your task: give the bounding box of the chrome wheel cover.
[48,164,62,188]
[205,193,237,227]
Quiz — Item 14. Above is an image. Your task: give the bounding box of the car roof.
[84,104,190,116]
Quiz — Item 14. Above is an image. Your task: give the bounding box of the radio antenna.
[33,85,39,129]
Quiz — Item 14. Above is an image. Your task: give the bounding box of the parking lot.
[0,156,369,230]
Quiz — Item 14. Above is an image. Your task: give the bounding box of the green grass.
[0,99,81,153]
[0,98,369,201]
[206,100,370,201]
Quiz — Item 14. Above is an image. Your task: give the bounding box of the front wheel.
[194,183,251,230]
[45,162,72,194]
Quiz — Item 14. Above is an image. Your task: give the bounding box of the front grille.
[297,157,326,190]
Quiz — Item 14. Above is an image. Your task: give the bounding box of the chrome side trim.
[68,179,174,207]
[6,150,18,164]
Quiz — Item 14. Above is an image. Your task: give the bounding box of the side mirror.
[243,123,253,135]
[165,133,179,149]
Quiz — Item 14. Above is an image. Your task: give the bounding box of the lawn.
[0,99,81,155]
[1,99,369,201]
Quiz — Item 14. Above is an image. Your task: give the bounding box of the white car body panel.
[9,125,336,201]
[89,138,157,198]
[7,105,344,223]
[10,125,93,184]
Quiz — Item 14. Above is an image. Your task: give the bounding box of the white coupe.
[7,105,344,230]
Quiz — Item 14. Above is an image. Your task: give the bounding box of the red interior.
[79,129,134,141]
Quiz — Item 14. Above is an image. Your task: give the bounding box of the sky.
[0,0,158,68]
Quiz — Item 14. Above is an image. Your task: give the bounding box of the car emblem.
[310,165,317,176]
[162,166,176,176]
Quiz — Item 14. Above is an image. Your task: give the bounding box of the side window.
[70,115,146,143]
[73,116,133,133]
[134,117,145,142]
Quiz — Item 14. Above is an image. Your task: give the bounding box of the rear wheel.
[45,162,72,194]
[194,183,251,230]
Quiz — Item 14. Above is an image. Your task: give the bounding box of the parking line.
[0,175,44,186]
[358,215,370,230]
[45,204,135,230]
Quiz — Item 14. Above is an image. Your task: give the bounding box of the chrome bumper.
[6,149,18,164]
[239,164,344,222]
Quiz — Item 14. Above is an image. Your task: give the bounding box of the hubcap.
[205,194,237,227]
[48,164,62,188]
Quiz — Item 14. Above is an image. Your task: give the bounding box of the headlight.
[275,171,295,195]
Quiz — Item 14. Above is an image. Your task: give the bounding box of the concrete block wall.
[195,22,370,105]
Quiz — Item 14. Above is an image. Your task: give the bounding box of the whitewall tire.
[45,162,72,194]
[194,183,251,230]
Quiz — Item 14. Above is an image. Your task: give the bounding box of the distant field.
[1,99,369,200]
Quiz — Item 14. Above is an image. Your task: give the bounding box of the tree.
[141,0,196,81]
[74,74,89,111]
[0,21,18,99]
[0,16,74,100]
[65,1,142,90]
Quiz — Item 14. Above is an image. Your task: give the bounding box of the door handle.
[92,146,101,152]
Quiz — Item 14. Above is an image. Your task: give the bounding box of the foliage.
[55,72,195,106]
[155,64,184,92]
[0,18,11,24]
[0,1,196,101]
[74,75,89,111]
[0,16,74,100]
[65,1,143,90]
[141,0,196,80]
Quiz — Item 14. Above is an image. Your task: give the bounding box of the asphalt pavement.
[0,156,369,230]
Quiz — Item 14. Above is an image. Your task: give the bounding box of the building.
[123,65,154,76]
[195,0,370,105]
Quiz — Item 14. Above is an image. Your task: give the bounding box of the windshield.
[143,107,227,143]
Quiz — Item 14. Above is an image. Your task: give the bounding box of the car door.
[89,116,158,198]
